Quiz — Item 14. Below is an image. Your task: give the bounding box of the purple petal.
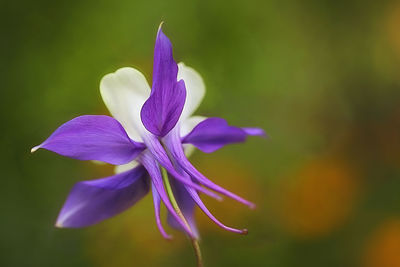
[140,26,186,137]
[167,178,199,239]
[166,163,246,236]
[182,117,260,153]
[141,133,222,200]
[32,115,145,165]
[164,129,251,234]
[165,127,255,208]
[151,183,172,239]
[242,127,267,137]
[139,151,196,239]
[56,166,149,228]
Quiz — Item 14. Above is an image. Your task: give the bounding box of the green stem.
[161,168,203,267]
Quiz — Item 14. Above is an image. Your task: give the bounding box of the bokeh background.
[2,0,400,266]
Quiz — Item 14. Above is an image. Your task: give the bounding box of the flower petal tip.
[240,229,249,235]
[54,221,63,228]
[249,203,257,210]
[158,21,164,31]
[30,145,41,153]
[242,127,268,138]
[256,129,268,138]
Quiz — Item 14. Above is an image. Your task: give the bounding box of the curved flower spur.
[32,24,265,266]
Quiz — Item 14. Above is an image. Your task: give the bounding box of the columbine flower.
[32,25,264,243]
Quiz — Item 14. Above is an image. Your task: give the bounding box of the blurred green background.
[2,0,400,266]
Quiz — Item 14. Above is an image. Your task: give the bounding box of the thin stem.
[161,167,203,267]
[190,238,203,267]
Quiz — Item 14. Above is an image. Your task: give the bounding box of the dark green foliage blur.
[1,0,400,266]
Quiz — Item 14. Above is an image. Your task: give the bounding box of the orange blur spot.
[387,2,400,59]
[364,219,400,267]
[278,158,359,238]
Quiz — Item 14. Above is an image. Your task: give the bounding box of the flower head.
[32,25,265,240]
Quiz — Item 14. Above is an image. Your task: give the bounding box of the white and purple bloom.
[32,25,265,240]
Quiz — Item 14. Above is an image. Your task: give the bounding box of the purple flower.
[32,25,265,240]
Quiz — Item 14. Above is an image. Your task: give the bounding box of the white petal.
[180,116,207,137]
[177,63,206,121]
[91,160,106,165]
[100,67,151,142]
[183,144,197,158]
[114,160,139,174]
[180,116,207,158]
